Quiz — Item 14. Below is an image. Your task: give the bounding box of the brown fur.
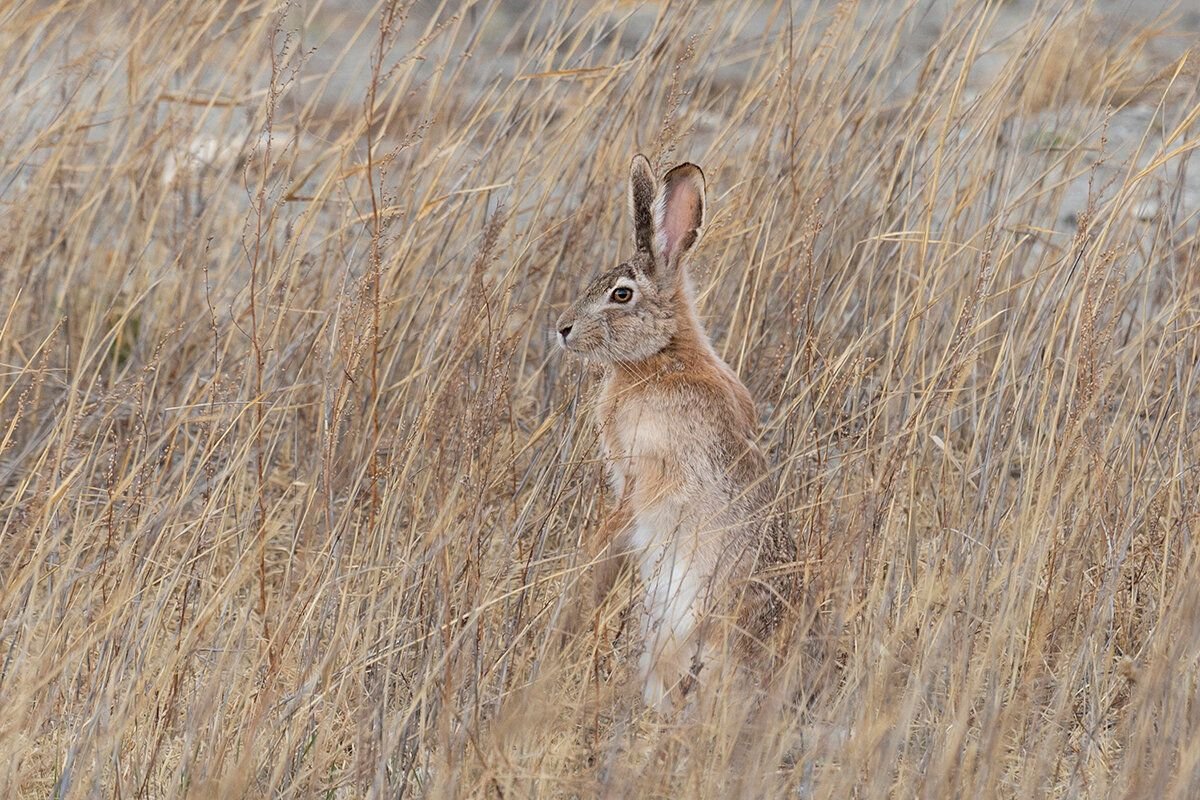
[557,156,794,710]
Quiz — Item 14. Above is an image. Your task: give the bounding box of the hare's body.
[600,337,787,705]
[557,156,791,709]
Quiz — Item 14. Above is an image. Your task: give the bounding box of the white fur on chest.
[598,384,678,498]
[597,380,713,582]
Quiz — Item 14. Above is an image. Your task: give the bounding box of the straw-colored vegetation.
[2,0,1199,796]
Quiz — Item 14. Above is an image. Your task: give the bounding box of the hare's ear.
[629,154,657,258]
[654,162,705,276]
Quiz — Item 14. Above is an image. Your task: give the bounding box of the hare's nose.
[559,324,573,339]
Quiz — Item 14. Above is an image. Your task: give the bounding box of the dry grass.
[2,0,1200,796]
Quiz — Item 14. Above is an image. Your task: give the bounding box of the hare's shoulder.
[657,360,758,436]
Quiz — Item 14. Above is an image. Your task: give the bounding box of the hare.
[556,154,793,711]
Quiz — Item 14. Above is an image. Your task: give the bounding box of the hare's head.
[556,154,706,363]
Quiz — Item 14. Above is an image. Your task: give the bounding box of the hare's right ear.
[653,162,705,276]
[629,154,657,258]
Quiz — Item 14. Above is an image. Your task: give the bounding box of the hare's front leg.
[558,498,632,645]
[590,498,632,606]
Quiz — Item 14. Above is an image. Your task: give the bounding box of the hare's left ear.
[654,162,705,276]
[629,154,657,258]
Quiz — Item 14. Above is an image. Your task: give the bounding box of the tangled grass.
[2,0,1199,796]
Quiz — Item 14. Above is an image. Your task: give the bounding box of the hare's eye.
[610,286,633,304]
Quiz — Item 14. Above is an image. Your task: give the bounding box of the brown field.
[2,0,1199,796]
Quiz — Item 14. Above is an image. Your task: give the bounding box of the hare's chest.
[597,385,679,501]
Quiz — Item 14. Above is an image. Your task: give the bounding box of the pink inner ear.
[659,180,702,265]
